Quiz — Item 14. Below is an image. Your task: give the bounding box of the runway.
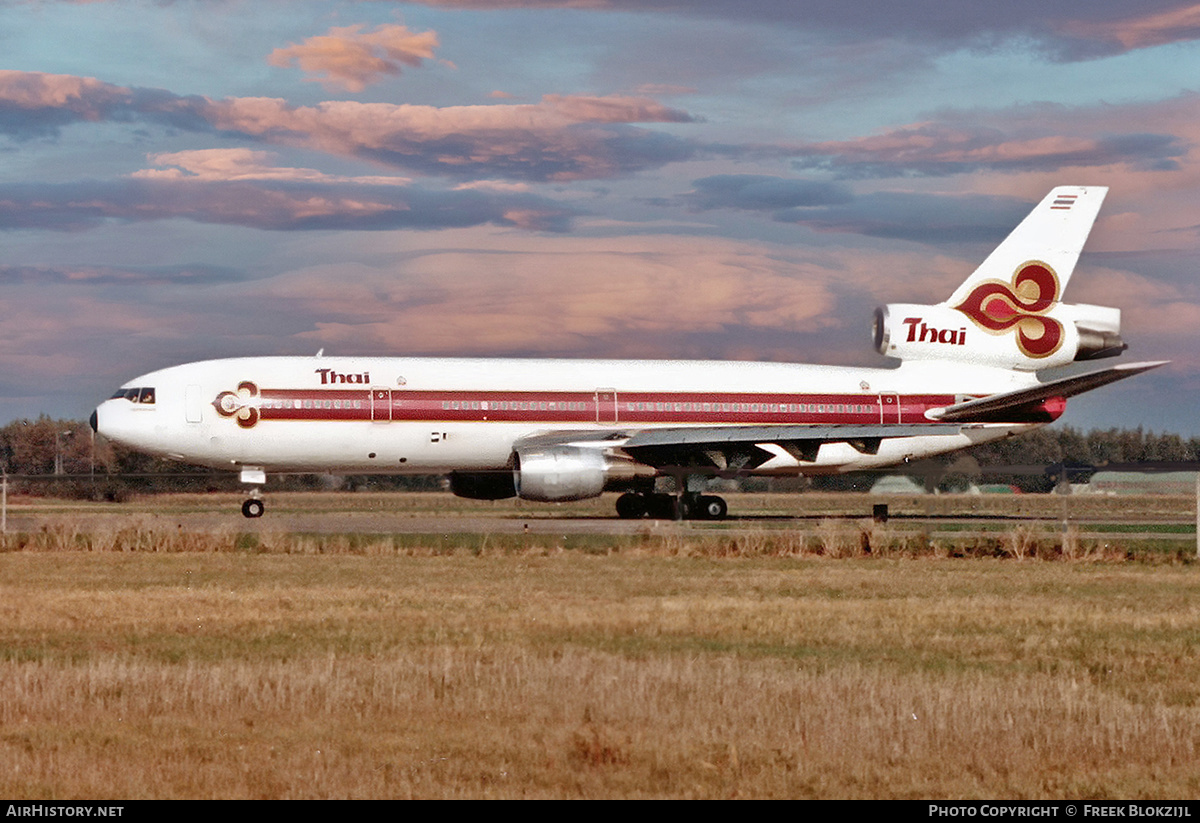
[6,507,1194,544]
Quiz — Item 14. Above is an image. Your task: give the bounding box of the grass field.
[1,492,1198,798]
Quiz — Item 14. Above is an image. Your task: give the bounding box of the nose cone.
[90,397,167,457]
[90,401,124,445]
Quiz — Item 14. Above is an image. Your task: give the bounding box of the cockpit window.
[111,387,156,404]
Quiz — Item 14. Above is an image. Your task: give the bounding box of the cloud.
[784,191,1040,244]
[0,263,245,286]
[683,176,853,212]
[246,236,848,359]
[202,93,697,180]
[268,23,441,92]
[1058,3,1200,52]
[789,122,1188,179]
[401,1,1200,58]
[132,148,412,185]
[0,178,576,233]
[0,72,698,181]
[0,71,135,139]
[682,176,1032,244]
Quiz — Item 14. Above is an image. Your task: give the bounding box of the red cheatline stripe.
[228,388,957,426]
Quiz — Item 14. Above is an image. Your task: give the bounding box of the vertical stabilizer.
[875,185,1124,371]
[943,186,1107,306]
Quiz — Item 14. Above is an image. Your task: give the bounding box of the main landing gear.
[241,498,265,518]
[615,492,728,521]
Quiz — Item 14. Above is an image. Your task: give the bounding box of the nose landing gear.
[239,467,266,518]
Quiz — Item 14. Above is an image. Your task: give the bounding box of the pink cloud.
[1060,4,1200,51]
[540,94,695,123]
[268,23,441,92]
[132,148,412,185]
[201,92,696,179]
[792,121,1186,177]
[0,174,574,233]
[0,72,697,180]
[239,235,880,360]
[204,93,692,141]
[0,71,133,138]
[0,70,123,109]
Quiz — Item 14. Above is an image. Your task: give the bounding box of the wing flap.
[621,423,959,471]
[622,424,956,448]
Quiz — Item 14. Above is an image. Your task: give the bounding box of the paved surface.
[5,508,1194,543]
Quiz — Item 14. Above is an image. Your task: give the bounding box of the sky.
[4,0,1200,434]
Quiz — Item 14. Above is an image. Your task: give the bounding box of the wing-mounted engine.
[873,300,1125,372]
[514,445,654,502]
[449,470,517,500]
[513,446,608,502]
[451,444,652,503]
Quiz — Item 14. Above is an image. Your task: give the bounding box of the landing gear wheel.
[615,493,647,519]
[697,495,728,520]
[241,498,265,518]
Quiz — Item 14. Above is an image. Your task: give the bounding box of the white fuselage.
[93,355,1043,477]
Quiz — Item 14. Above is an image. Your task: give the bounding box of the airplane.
[91,185,1165,520]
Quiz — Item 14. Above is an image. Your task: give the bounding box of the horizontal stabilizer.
[926,361,1168,424]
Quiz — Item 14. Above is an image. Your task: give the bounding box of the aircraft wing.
[617,423,958,473]
[926,360,1168,424]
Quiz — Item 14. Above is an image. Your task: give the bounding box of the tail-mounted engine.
[873,301,1125,371]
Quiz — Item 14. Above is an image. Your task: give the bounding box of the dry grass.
[0,543,1199,798]
[0,492,1197,797]
[2,514,1182,563]
[1002,522,1040,561]
[3,649,1198,799]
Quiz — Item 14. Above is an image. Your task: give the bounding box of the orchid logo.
[213,381,261,428]
[953,261,1063,358]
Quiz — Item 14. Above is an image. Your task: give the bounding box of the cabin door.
[371,388,392,422]
[185,385,204,423]
[879,393,901,423]
[595,389,618,423]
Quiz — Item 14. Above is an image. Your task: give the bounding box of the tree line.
[806,426,1200,493]
[0,416,440,498]
[2,414,1198,498]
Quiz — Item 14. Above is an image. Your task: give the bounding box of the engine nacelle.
[449,470,517,500]
[450,447,652,503]
[873,301,1125,371]
[513,446,608,502]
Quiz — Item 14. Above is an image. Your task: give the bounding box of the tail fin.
[873,185,1125,371]
[944,185,1107,307]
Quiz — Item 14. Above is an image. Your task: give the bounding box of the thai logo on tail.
[953,261,1063,358]
[213,381,260,428]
